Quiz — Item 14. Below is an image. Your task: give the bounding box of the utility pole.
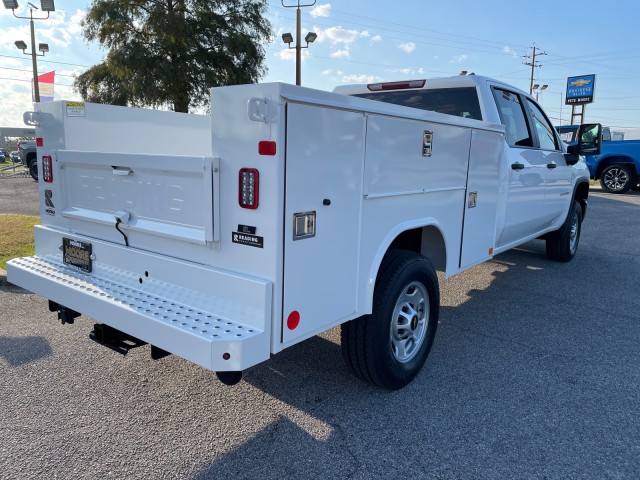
[523,45,546,94]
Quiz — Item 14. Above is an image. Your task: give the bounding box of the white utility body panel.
[8,76,590,381]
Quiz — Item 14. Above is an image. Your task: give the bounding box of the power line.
[0,66,77,78]
[0,53,89,69]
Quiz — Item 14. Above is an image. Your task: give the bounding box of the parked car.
[555,125,640,193]
[10,151,20,163]
[18,140,38,180]
[0,148,7,160]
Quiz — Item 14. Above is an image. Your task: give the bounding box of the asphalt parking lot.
[1,178,639,479]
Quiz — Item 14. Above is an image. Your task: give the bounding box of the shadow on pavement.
[0,335,53,367]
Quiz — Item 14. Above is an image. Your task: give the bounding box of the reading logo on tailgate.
[232,232,264,248]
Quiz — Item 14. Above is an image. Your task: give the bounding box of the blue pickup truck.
[556,125,640,194]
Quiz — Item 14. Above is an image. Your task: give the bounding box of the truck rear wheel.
[28,159,38,181]
[546,200,582,262]
[599,164,636,194]
[341,250,439,390]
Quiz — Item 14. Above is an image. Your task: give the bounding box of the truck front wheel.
[546,200,583,262]
[599,164,636,194]
[341,250,440,390]
[28,159,38,181]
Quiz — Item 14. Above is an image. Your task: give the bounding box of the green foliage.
[74,0,272,113]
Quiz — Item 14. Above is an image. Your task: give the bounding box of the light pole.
[532,84,548,102]
[3,0,56,103]
[281,0,317,86]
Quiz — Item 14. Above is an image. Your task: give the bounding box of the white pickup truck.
[8,76,601,389]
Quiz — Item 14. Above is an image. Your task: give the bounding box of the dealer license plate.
[63,238,92,273]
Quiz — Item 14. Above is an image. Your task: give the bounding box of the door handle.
[511,162,525,170]
[112,166,133,176]
[547,162,557,169]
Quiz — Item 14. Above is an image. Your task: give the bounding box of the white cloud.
[395,67,425,75]
[398,42,416,54]
[371,35,382,43]
[277,48,311,62]
[503,46,518,57]
[322,69,333,76]
[316,26,369,45]
[310,4,332,17]
[331,49,350,59]
[340,74,382,84]
[450,54,468,63]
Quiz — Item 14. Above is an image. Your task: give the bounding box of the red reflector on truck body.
[239,168,259,209]
[258,141,276,156]
[36,137,44,147]
[287,311,300,330]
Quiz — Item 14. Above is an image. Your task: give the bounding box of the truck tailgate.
[56,150,217,251]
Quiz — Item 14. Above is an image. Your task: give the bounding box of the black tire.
[28,159,38,181]
[341,250,440,390]
[599,164,636,194]
[546,200,583,262]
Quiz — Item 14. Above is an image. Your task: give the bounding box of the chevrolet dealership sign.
[565,74,596,105]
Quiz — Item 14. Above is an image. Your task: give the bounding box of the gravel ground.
[0,176,39,216]
[0,188,639,479]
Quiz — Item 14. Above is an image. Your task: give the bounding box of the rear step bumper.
[7,256,272,372]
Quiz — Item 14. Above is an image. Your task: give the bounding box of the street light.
[532,84,548,102]
[3,0,56,103]
[281,0,317,86]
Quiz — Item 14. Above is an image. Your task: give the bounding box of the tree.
[74,0,272,113]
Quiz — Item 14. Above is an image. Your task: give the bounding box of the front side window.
[491,88,533,148]
[526,99,559,151]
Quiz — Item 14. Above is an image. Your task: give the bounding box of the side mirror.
[565,123,602,165]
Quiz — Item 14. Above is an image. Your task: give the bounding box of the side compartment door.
[459,129,503,269]
[282,103,365,345]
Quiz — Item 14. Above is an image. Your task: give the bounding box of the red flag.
[33,71,55,102]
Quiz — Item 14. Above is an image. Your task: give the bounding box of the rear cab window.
[353,87,483,121]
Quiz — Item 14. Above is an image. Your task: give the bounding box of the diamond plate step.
[7,256,271,371]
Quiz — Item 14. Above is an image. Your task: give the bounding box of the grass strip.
[0,214,39,270]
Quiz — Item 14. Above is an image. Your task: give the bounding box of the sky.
[1,0,640,137]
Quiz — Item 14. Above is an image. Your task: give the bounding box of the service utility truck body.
[8,76,601,389]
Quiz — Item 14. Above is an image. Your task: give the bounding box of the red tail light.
[42,155,53,183]
[239,168,259,209]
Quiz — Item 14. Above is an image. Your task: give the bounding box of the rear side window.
[492,88,533,147]
[353,87,482,120]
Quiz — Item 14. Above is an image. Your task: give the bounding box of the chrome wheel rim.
[569,210,579,254]
[390,281,429,363]
[603,168,629,191]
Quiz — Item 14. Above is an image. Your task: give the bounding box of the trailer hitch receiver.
[48,301,80,325]
[89,323,146,355]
